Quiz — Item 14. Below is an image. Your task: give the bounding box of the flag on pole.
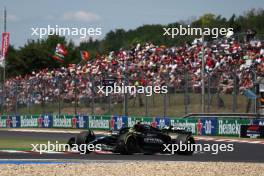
[80,50,89,61]
[0,55,4,68]
[0,32,10,67]
[51,43,68,63]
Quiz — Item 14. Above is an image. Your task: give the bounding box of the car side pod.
[174,133,195,155]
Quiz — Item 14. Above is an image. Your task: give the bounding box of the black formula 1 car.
[68,123,195,155]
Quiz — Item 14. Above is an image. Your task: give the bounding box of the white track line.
[4,129,110,135]
[195,137,264,144]
[0,150,28,153]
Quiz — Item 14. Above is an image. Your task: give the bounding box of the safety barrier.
[0,115,264,137]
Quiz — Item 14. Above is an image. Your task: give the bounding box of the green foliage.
[5,8,264,77]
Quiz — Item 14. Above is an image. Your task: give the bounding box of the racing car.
[67,123,195,155]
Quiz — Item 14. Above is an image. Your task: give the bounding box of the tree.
[5,8,264,78]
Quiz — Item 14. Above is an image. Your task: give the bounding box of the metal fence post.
[123,76,128,116]
[145,92,148,117]
[15,81,18,115]
[250,69,257,113]
[0,83,2,114]
[1,81,5,114]
[27,81,30,114]
[207,73,211,113]
[232,69,237,112]
[145,75,148,117]
[123,61,128,116]
[201,34,205,113]
[184,69,188,115]
[163,73,168,117]
[58,76,61,117]
[74,70,77,115]
[152,81,155,107]
[42,79,46,114]
[91,77,95,115]
[108,94,111,114]
[163,92,167,117]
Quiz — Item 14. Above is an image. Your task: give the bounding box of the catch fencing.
[0,69,259,117]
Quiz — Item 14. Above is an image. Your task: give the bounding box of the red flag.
[0,32,10,67]
[1,32,10,58]
[80,50,89,61]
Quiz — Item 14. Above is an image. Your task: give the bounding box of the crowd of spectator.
[2,34,264,112]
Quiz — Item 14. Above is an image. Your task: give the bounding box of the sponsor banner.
[88,115,111,130]
[252,119,264,126]
[217,119,250,136]
[20,115,39,128]
[54,115,88,128]
[37,115,53,128]
[198,118,218,136]
[240,125,264,138]
[0,116,7,127]
[76,116,88,129]
[71,116,77,128]
[3,116,20,128]
[170,118,197,134]
[127,116,156,128]
[0,115,260,137]
[110,116,127,130]
[155,117,171,129]
[53,115,73,128]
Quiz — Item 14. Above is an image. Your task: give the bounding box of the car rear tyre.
[174,134,195,155]
[67,137,76,148]
[119,134,138,155]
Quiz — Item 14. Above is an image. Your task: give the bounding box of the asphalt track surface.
[0,131,264,163]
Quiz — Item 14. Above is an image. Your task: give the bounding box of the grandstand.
[1,34,263,116]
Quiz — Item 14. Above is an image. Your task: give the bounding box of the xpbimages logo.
[31,25,102,39]
[97,83,168,96]
[31,141,102,154]
[163,142,234,155]
[163,25,233,39]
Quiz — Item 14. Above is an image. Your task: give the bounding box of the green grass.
[10,93,252,117]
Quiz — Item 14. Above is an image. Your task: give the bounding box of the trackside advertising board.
[198,118,218,136]
[110,116,127,130]
[155,117,171,129]
[170,118,197,134]
[52,115,88,129]
[240,125,264,138]
[53,115,73,128]
[20,115,39,128]
[252,119,264,126]
[0,115,262,137]
[127,116,156,128]
[38,115,53,128]
[88,115,111,130]
[217,119,250,137]
[0,116,20,128]
[175,118,219,136]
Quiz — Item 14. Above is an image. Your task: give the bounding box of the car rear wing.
[161,126,192,135]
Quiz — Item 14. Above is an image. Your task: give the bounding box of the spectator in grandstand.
[2,34,264,112]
